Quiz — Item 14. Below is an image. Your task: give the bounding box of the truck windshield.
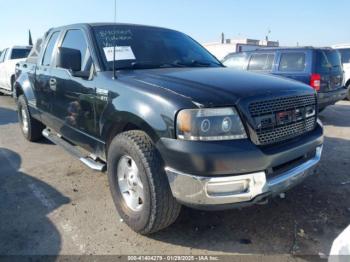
[10,48,31,60]
[93,25,222,70]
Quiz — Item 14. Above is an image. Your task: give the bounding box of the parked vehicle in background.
[0,46,32,95]
[332,44,350,100]
[15,23,323,234]
[222,47,347,111]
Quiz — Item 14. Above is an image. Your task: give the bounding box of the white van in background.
[0,46,31,95]
[332,44,350,100]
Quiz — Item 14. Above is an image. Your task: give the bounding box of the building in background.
[203,34,279,60]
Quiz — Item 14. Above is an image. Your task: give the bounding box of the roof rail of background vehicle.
[252,46,334,51]
[5,45,32,49]
[331,43,350,49]
[48,22,180,33]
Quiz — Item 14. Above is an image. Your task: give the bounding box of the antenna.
[29,30,33,46]
[114,0,117,23]
[112,0,117,79]
[265,28,271,42]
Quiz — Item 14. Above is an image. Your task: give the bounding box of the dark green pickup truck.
[15,23,323,234]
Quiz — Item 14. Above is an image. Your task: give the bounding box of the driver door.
[49,29,97,152]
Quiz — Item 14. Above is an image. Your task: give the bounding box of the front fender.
[100,89,181,145]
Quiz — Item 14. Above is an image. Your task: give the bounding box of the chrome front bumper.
[165,146,323,207]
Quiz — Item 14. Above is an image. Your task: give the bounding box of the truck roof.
[49,22,178,33]
[3,45,32,50]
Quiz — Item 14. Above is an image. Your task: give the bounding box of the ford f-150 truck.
[15,23,324,234]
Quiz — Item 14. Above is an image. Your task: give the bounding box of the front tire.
[17,95,44,142]
[107,130,181,235]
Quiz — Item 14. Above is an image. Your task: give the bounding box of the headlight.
[176,107,247,141]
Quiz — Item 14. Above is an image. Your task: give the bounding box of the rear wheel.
[17,95,44,142]
[347,85,350,101]
[107,130,181,235]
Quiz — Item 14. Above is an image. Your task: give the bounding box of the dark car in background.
[222,47,347,111]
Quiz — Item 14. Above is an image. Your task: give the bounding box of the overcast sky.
[1,0,349,49]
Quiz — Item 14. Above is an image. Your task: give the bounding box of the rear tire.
[11,76,15,96]
[347,85,350,101]
[107,130,181,235]
[17,95,44,142]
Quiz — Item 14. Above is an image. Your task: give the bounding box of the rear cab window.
[10,48,31,60]
[248,53,275,71]
[278,52,306,72]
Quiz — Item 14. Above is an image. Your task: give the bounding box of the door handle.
[49,78,57,91]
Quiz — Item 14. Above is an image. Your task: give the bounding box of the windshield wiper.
[114,60,222,70]
[115,62,162,70]
[173,60,222,67]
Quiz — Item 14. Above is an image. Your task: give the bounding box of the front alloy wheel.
[117,155,145,212]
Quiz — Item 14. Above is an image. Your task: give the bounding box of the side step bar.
[42,128,106,172]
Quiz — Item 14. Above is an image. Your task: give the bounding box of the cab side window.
[248,53,275,71]
[0,49,8,63]
[60,30,92,71]
[42,32,60,66]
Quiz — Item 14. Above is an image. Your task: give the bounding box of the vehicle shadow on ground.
[319,102,350,128]
[151,136,350,255]
[0,148,70,257]
[0,107,18,125]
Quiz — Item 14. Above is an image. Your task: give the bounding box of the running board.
[42,128,106,172]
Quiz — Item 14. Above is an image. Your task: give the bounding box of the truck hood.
[118,67,315,107]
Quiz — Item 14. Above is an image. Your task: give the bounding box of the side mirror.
[57,47,81,72]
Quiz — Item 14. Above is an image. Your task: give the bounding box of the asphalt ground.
[0,95,349,259]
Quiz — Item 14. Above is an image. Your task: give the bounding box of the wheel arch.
[346,79,350,88]
[102,111,161,156]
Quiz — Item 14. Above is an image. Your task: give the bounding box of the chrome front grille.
[248,94,317,146]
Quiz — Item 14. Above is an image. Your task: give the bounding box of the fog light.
[206,180,249,197]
